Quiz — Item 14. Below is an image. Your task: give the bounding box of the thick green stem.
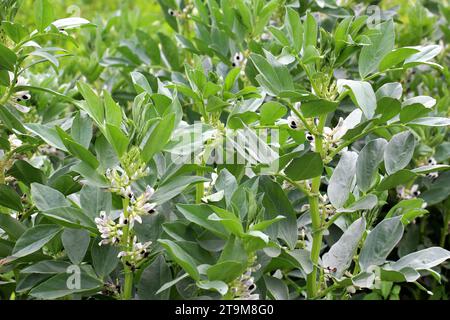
[195,170,204,204]
[123,271,133,300]
[306,115,326,299]
[121,198,133,300]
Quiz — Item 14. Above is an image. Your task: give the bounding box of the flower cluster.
[396,184,421,200]
[230,264,261,300]
[95,211,123,246]
[425,157,439,180]
[301,193,335,219]
[127,185,156,226]
[8,73,31,113]
[118,236,152,266]
[94,149,156,268]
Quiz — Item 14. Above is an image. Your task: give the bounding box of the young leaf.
[358,20,395,78]
[141,113,175,163]
[34,0,55,32]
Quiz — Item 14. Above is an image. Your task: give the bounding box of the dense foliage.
[0,0,449,300]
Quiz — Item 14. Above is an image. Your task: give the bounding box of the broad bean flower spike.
[95,148,156,298]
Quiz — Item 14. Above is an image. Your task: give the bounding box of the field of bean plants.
[0,0,449,301]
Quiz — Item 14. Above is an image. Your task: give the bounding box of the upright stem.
[195,170,204,204]
[306,115,325,299]
[121,197,133,300]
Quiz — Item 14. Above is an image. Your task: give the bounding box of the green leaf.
[0,184,23,211]
[158,239,200,281]
[25,123,67,151]
[285,8,303,52]
[31,183,71,211]
[62,228,90,265]
[0,43,17,71]
[358,20,395,78]
[12,224,62,258]
[0,105,26,133]
[356,138,388,192]
[374,97,401,123]
[338,80,377,119]
[80,185,111,219]
[303,12,317,49]
[131,71,153,94]
[379,47,419,71]
[1,22,28,43]
[386,247,450,272]
[208,206,244,237]
[29,270,103,299]
[301,99,338,117]
[334,17,352,55]
[328,151,358,208]
[158,32,181,71]
[412,165,450,174]
[56,127,99,169]
[51,17,91,30]
[91,240,120,278]
[21,260,71,274]
[0,214,26,240]
[323,217,366,278]
[249,53,294,96]
[260,102,287,125]
[176,204,228,238]
[152,175,208,205]
[285,152,323,181]
[359,217,404,271]
[141,113,175,163]
[384,131,415,174]
[138,255,172,299]
[403,45,442,69]
[207,261,244,284]
[337,194,378,213]
[103,91,122,127]
[408,117,450,127]
[264,275,289,300]
[377,170,417,191]
[71,112,93,149]
[375,82,403,100]
[34,0,55,32]
[7,160,46,186]
[76,82,104,126]
[105,124,129,157]
[196,280,228,296]
[259,176,297,249]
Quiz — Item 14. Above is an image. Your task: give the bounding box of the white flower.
[396,184,420,200]
[230,264,261,300]
[168,8,178,16]
[127,185,157,226]
[95,211,123,246]
[425,157,439,180]
[231,52,245,67]
[106,167,132,197]
[8,134,22,149]
[117,236,152,265]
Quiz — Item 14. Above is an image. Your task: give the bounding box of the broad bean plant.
[0,0,449,300]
